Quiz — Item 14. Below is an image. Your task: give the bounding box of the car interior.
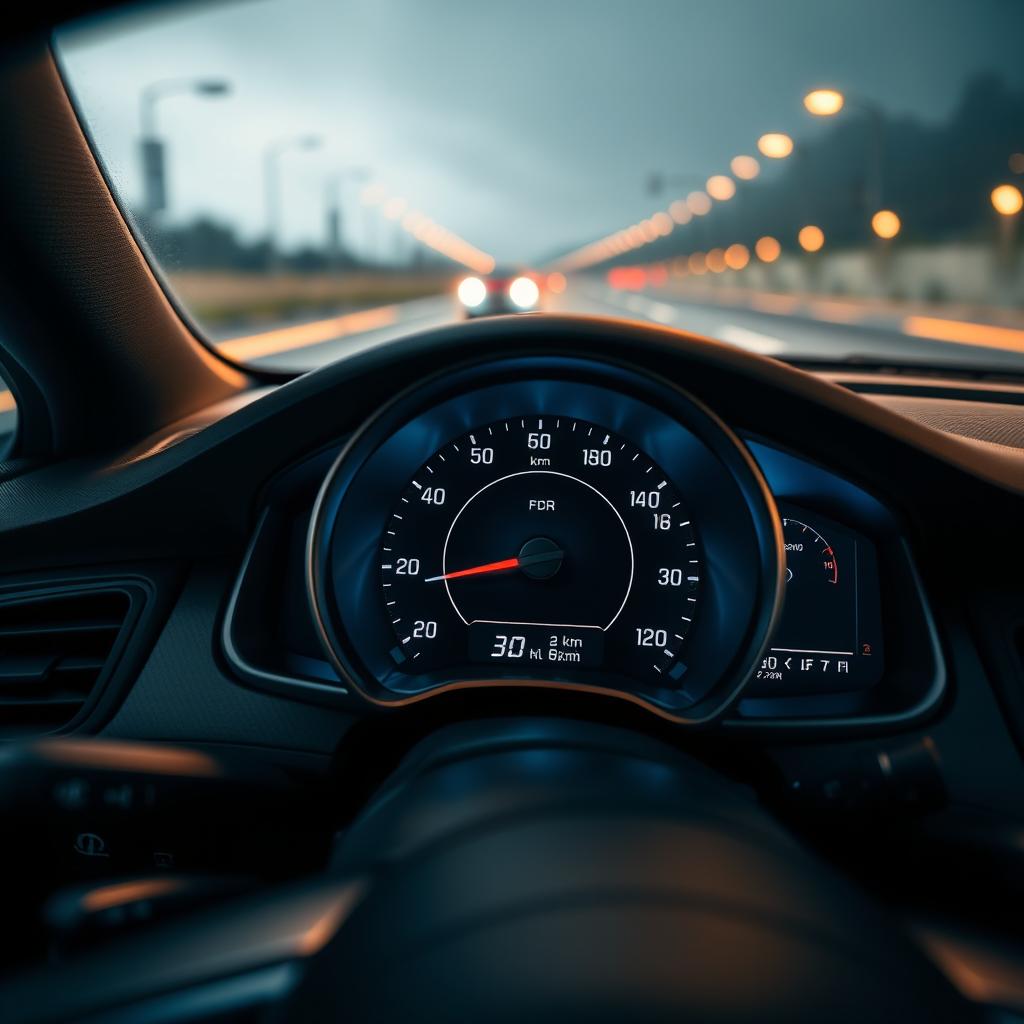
[1,1,1024,1021]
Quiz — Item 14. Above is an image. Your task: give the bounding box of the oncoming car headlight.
[508,276,540,309]
[457,276,487,308]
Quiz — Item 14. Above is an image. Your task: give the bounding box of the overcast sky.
[56,0,1024,265]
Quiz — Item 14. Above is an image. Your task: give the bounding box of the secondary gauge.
[782,516,838,587]
[380,416,701,683]
[308,357,784,724]
[751,505,883,697]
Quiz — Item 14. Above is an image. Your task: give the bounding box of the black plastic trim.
[222,507,349,705]
[725,541,947,734]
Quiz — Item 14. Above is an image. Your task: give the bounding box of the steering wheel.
[0,721,973,1023]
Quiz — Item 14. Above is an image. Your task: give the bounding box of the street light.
[798,225,825,252]
[706,175,736,201]
[669,199,692,224]
[871,209,901,240]
[724,243,750,270]
[138,77,232,217]
[803,89,844,117]
[706,248,727,273]
[686,190,712,216]
[991,184,1024,217]
[757,133,794,159]
[991,184,1022,288]
[264,134,322,270]
[730,155,760,180]
[651,211,673,236]
[755,236,781,263]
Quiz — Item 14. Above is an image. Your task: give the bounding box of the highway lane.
[3,281,1021,439]
[212,293,459,371]
[549,280,1024,373]
[221,279,1024,376]
[0,297,459,437]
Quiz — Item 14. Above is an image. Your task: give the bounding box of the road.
[214,278,1024,375]
[209,294,459,372]
[549,280,1024,372]
[2,280,1022,437]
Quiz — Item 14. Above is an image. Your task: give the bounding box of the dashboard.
[6,309,1024,1017]
[225,352,943,731]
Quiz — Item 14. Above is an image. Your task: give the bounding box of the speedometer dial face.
[309,357,785,723]
[381,416,701,685]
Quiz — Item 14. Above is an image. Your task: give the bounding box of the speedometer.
[308,356,784,724]
[381,416,701,683]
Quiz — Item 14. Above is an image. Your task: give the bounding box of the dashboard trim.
[725,540,947,733]
[222,507,350,703]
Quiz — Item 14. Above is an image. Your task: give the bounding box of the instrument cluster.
[225,355,942,730]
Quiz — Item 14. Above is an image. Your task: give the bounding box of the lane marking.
[718,324,788,355]
[902,315,1024,354]
[749,293,801,315]
[583,278,1024,359]
[647,302,678,324]
[217,303,400,361]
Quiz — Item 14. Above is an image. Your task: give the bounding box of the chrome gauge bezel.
[307,356,785,724]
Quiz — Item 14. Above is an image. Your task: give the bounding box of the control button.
[73,832,109,858]
[52,777,90,811]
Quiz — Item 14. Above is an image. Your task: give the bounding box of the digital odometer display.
[379,416,701,685]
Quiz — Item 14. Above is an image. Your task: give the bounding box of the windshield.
[54,0,1024,374]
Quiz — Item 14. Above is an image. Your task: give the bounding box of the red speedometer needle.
[424,557,520,583]
[424,544,565,583]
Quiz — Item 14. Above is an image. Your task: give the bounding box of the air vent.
[0,587,133,735]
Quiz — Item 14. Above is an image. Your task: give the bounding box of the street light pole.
[991,184,1023,297]
[755,132,807,233]
[803,89,886,230]
[647,171,707,198]
[859,102,886,215]
[324,178,341,268]
[137,78,231,220]
[263,135,322,272]
[358,182,389,267]
[265,145,282,269]
[324,167,370,269]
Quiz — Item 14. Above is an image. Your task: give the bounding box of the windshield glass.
[55,0,1024,374]
[0,372,15,452]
